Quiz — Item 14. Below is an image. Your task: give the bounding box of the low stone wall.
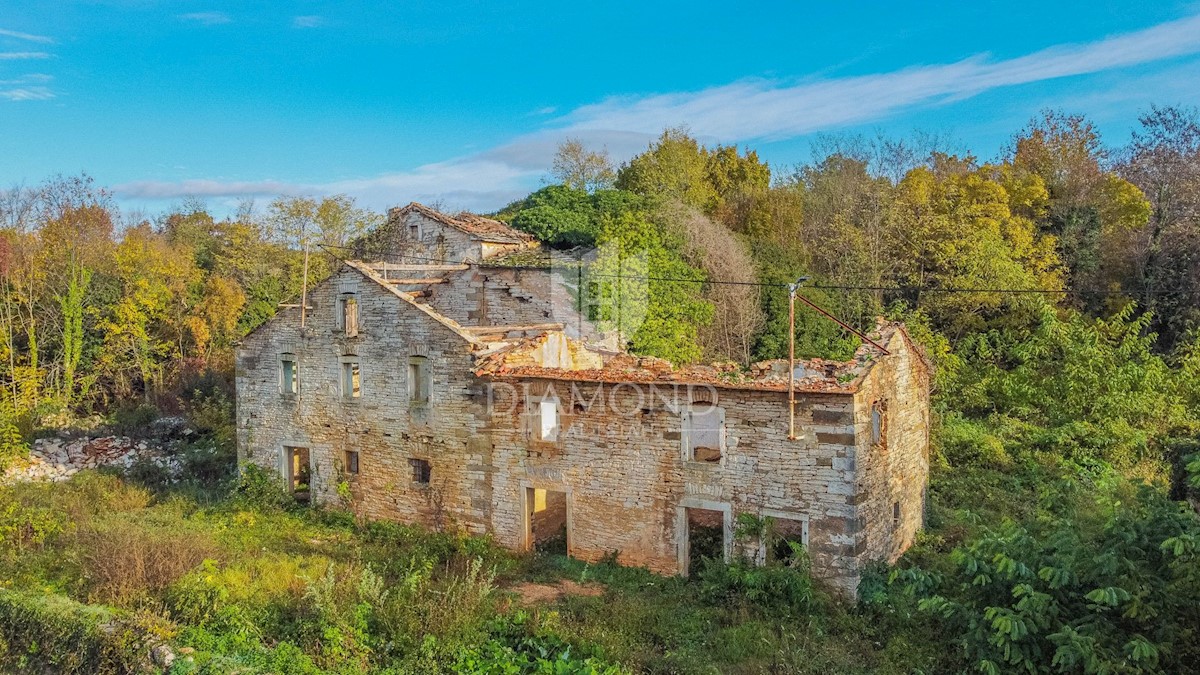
[3,436,181,483]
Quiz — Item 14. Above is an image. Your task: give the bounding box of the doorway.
[684,507,726,575]
[285,446,311,502]
[525,487,569,555]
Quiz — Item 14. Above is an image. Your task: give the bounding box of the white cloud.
[0,28,53,44]
[0,52,50,60]
[292,15,323,28]
[0,73,52,86]
[114,12,1200,212]
[179,12,232,26]
[556,13,1200,142]
[0,86,53,101]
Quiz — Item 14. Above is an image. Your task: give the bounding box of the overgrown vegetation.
[1,106,1199,672]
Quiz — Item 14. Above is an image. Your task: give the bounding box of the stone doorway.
[526,487,569,555]
[286,446,311,502]
[684,507,725,575]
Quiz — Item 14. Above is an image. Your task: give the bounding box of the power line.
[318,244,1195,298]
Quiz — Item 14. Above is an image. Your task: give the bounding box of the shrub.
[229,463,294,512]
[0,588,168,674]
[940,413,1011,468]
[107,403,159,438]
[74,517,216,605]
[696,556,817,619]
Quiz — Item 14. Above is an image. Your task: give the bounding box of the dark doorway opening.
[686,507,725,575]
[527,488,568,555]
[288,447,311,503]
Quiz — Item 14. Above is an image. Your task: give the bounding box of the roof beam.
[365,262,469,272]
[460,323,564,333]
[385,278,448,284]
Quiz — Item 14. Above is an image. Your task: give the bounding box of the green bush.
[229,463,294,512]
[696,556,817,619]
[107,403,160,438]
[0,588,168,674]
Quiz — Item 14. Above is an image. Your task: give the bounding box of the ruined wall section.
[484,380,865,594]
[235,266,496,534]
[424,267,599,340]
[353,211,481,263]
[853,330,931,565]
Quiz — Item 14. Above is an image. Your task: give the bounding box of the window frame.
[279,353,298,395]
[536,397,560,442]
[340,356,362,399]
[871,399,888,449]
[681,403,726,464]
[409,458,431,485]
[345,450,360,476]
[338,293,359,337]
[407,355,430,405]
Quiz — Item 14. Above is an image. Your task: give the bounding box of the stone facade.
[352,203,535,264]
[236,204,930,597]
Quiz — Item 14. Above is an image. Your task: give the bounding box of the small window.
[409,458,431,484]
[684,403,725,463]
[893,501,901,526]
[872,400,888,447]
[407,355,430,404]
[341,359,361,398]
[280,354,298,394]
[340,294,359,337]
[345,450,360,475]
[537,398,559,441]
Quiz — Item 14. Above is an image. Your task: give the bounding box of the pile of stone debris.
[3,434,183,483]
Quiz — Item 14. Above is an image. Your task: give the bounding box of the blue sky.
[3,1,1200,216]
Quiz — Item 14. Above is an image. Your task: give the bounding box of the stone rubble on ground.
[2,434,184,483]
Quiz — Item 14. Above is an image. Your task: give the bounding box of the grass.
[0,468,937,674]
[0,436,1185,674]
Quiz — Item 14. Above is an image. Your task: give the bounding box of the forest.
[0,106,1197,674]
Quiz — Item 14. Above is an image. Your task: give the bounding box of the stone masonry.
[235,203,931,597]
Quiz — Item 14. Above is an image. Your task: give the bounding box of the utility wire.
[318,244,1194,297]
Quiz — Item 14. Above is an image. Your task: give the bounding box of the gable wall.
[353,211,483,263]
[235,267,495,533]
[853,331,931,564]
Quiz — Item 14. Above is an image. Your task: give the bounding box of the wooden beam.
[460,323,564,333]
[407,290,432,298]
[385,278,448,284]
[277,303,313,309]
[366,263,469,272]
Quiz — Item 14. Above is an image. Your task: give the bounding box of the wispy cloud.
[115,12,1200,212]
[556,13,1200,141]
[0,52,51,60]
[292,15,323,29]
[179,12,232,26]
[0,86,53,101]
[0,28,53,44]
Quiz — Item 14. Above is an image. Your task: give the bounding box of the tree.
[551,138,616,192]
[616,127,717,210]
[1118,105,1200,350]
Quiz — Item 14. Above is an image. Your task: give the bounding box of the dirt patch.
[510,579,604,605]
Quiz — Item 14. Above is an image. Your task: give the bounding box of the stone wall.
[853,329,931,564]
[426,267,598,339]
[235,266,496,534]
[353,211,482,263]
[235,264,930,597]
[483,380,867,593]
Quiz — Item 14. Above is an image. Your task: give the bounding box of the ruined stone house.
[235,202,931,595]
